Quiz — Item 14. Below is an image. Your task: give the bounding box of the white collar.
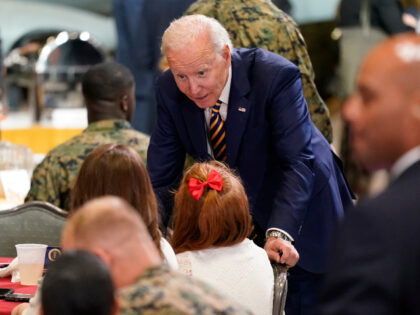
[218,66,232,104]
[390,145,420,180]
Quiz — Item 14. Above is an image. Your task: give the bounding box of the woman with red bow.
[171,162,274,315]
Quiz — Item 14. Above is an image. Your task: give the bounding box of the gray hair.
[161,14,233,57]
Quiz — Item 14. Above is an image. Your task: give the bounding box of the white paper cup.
[15,244,47,285]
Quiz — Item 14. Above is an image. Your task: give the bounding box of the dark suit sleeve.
[375,0,412,34]
[266,65,315,239]
[317,204,398,315]
[147,84,186,227]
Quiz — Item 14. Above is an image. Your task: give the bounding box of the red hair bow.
[188,169,223,200]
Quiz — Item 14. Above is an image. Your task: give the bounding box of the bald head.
[361,33,420,93]
[61,196,161,288]
[63,196,148,248]
[342,33,420,171]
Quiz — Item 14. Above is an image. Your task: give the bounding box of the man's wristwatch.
[266,229,294,243]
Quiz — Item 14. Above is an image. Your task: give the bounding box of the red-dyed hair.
[171,161,251,254]
[70,144,161,251]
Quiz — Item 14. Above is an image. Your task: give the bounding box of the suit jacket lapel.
[226,51,251,166]
[180,99,209,159]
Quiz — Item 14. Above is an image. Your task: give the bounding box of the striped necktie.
[209,100,227,162]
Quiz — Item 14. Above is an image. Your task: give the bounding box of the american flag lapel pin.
[238,107,246,112]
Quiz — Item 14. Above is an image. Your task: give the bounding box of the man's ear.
[120,94,129,113]
[408,91,420,120]
[222,44,231,65]
[91,248,112,267]
[411,103,420,119]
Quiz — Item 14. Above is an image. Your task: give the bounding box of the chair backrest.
[0,201,68,257]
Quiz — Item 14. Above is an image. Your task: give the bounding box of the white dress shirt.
[390,145,420,180]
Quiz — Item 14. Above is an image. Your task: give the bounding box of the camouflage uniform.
[25,119,149,211]
[118,264,251,315]
[185,0,333,143]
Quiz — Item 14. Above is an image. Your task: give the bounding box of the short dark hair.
[41,250,115,315]
[82,61,134,102]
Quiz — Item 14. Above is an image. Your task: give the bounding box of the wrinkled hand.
[264,237,299,267]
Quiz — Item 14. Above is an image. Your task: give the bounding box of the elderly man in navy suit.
[318,33,420,315]
[147,14,353,315]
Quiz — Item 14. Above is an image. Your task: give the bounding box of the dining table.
[0,258,37,315]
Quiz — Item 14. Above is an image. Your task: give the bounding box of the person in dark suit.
[317,33,420,315]
[337,0,413,197]
[147,14,354,315]
[112,0,195,134]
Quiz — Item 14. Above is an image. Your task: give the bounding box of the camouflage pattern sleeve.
[125,132,149,165]
[102,120,150,164]
[118,265,252,315]
[25,120,149,211]
[25,154,68,209]
[185,0,332,143]
[25,145,85,211]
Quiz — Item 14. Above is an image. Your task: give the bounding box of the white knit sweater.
[176,238,273,315]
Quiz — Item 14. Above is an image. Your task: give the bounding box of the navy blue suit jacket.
[148,48,353,273]
[318,160,420,314]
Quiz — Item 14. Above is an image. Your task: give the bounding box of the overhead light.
[79,32,90,41]
[55,32,69,46]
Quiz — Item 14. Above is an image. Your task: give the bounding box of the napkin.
[0,257,20,282]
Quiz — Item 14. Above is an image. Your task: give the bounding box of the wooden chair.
[0,201,67,257]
